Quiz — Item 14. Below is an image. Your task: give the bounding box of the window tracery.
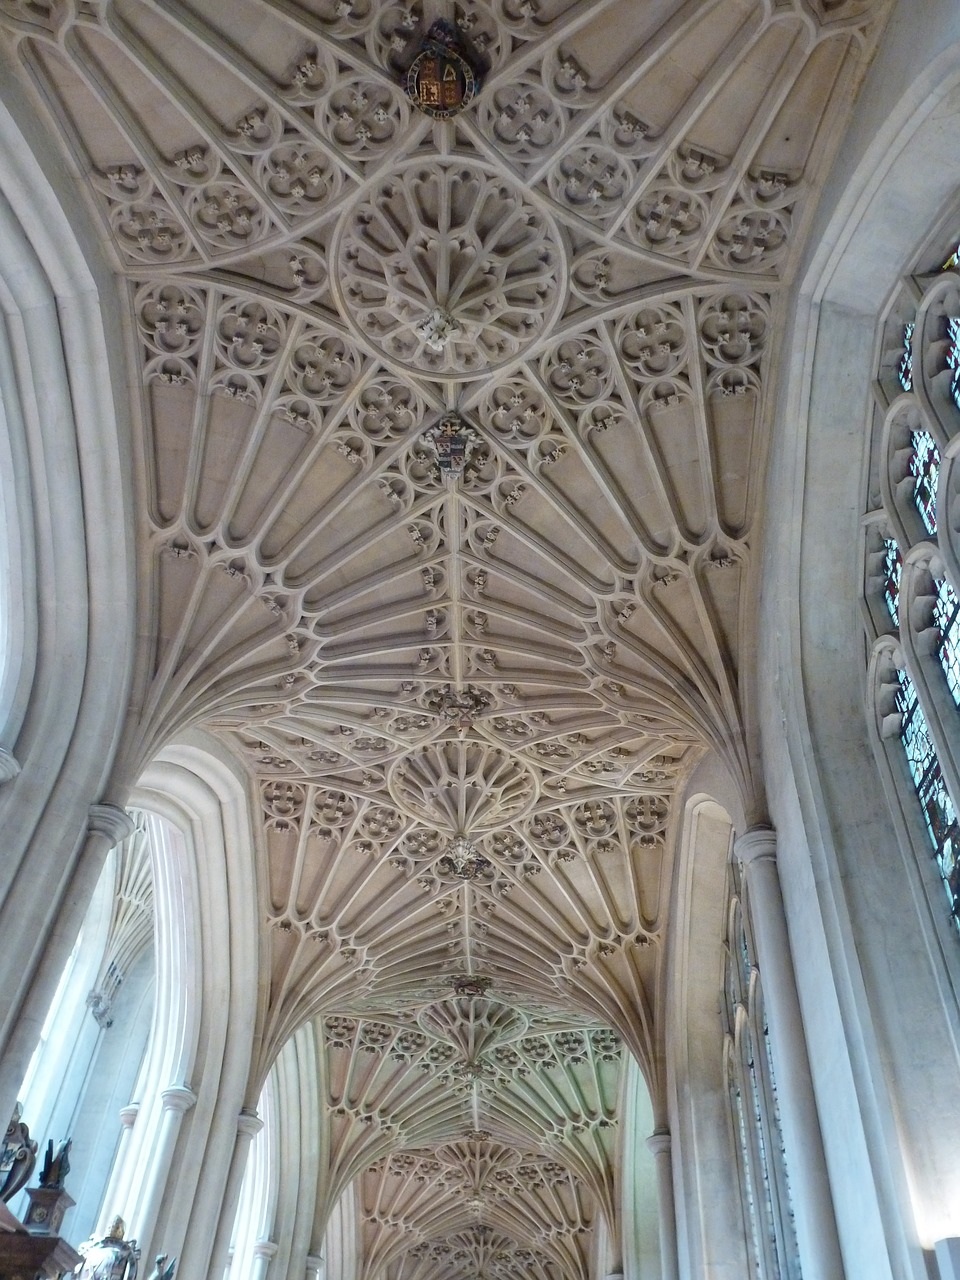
[898,321,915,392]
[933,577,960,704]
[882,538,902,627]
[907,429,940,535]
[865,233,960,931]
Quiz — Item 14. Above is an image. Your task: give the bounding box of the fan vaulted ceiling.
[0,0,885,1276]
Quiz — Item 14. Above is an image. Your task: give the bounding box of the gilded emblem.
[405,20,479,119]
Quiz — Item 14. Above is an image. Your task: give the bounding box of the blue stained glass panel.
[934,576,960,708]
[739,919,751,991]
[909,429,940,534]
[896,668,960,922]
[947,317,960,412]
[763,1015,800,1267]
[882,538,902,626]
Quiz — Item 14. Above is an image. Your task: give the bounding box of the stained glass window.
[882,538,902,627]
[898,321,915,392]
[896,667,960,922]
[908,429,940,534]
[947,317,960,412]
[762,1013,797,1245]
[730,1075,761,1276]
[746,1044,778,1260]
[870,241,960,942]
[934,576,960,707]
[723,883,801,1280]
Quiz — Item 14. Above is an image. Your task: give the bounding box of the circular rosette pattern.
[332,159,565,376]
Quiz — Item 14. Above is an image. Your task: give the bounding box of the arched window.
[864,233,960,932]
[722,863,799,1280]
[12,814,157,1242]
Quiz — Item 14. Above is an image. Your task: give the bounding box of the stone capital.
[734,824,778,868]
[160,1085,197,1114]
[118,1103,140,1129]
[0,746,20,783]
[935,1238,960,1280]
[88,803,136,847]
[645,1128,672,1157]
[238,1108,263,1138]
[253,1241,278,1260]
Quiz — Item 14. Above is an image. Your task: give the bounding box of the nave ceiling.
[0,0,887,1275]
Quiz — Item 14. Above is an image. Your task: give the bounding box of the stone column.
[95,1103,140,1235]
[134,1085,197,1257]
[936,1239,960,1280]
[305,1254,323,1280]
[735,826,844,1279]
[645,1129,679,1280]
[208,1110,264,1280]
[251,1240,278,1280]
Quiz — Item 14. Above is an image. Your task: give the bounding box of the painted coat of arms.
[405,20,480,119]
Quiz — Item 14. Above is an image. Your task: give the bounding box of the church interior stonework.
[3,2,960,1278]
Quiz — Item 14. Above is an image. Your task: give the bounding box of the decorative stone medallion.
[332,159,564,375]
[437,835,493,881]
[451,974,491,997]
[404,20,480,120]
[423,682,491,725]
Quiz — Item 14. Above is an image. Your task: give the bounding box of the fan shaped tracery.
[332,160,565,374]
[0,0,891,1273]
[315,1001,620,1275]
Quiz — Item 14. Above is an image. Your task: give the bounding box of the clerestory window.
[865,232,960,932]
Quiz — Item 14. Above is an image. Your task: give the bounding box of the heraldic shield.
[404,19,480,119]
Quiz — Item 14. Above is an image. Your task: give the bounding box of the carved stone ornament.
[436,835,493,881]
[0,746,20,784]
[0,0,894,1261]
[404,20,480,120]
[423,682,491,729]
[451,974,491,998]
[414,308,461,353]
[333,160,563,374]
[0,1103,37,1201]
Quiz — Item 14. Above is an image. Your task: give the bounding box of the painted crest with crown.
[404,20,480,119]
